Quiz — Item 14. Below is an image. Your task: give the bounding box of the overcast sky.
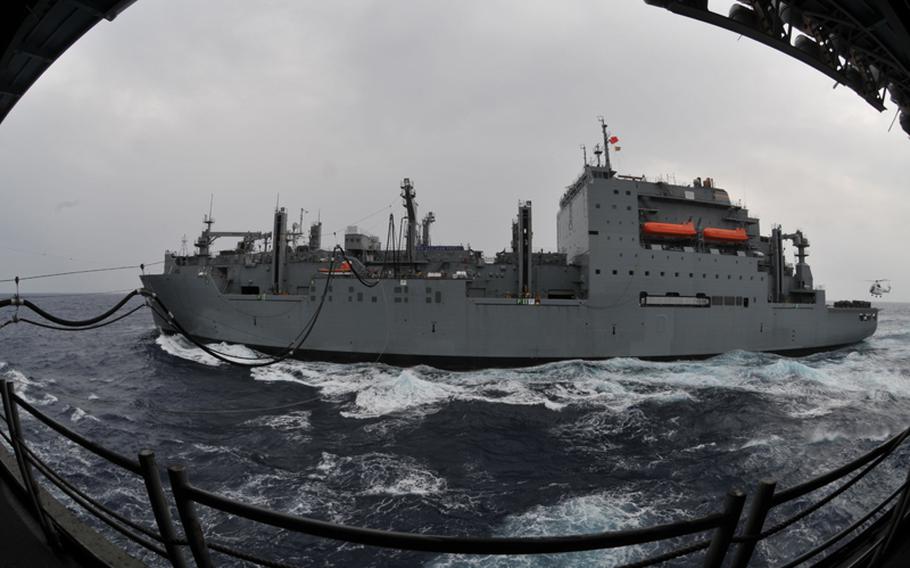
[0,0,907,302]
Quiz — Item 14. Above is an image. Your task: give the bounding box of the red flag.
[609,136,619,144]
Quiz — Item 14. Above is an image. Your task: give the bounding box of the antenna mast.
[598,116,613,176]
[400,178,418,268]
[580,144,587,167]
[204,194,215,231]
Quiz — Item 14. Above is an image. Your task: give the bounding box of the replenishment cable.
[0,261,163,283]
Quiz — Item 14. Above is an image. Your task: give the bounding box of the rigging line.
[0,261,164,283]
[329,202,394,238]
[889,108,900,132]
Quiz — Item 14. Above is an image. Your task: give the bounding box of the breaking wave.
[150,329,910,427]
[154,334,262,366]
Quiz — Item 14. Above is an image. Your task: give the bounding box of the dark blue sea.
[1,294,909,567]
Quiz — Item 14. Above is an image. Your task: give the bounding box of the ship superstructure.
[141,126,877,368]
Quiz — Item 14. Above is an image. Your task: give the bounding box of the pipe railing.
[2,377,910,567]
[0,380,187,567]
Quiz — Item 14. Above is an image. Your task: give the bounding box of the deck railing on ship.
[1,377,909,567]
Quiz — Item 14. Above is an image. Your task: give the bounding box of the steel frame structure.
[645,0,910,135]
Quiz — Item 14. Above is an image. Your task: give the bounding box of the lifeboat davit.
[642,221,697,239]
[703,227,748,242]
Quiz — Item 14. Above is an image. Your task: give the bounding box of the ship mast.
[598,116,614,177]
[195,194,216,257]
[400,178,418,268]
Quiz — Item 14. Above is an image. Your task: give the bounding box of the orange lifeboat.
[703,227,748,242]
[642,221,697,239]
[318,261,352,273]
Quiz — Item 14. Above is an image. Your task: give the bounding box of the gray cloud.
[0,0,906,302]
[54,200,80,212]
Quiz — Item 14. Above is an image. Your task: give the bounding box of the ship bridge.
[2,1,910,136]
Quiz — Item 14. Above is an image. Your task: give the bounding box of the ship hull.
[141,273,878,370]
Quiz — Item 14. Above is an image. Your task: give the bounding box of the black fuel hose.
[20,290,142,327]
[0,298,11,309]
[16,304,148,332]
[335,246,381,288]
[139,250,339,367]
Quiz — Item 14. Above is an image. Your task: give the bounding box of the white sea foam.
[1,367,58,406]
[314,452,447,497]
[740,434,784,449]
[156,334,223,366]
[807,427,893,444]
[70,407,100,423]
[430,489,682,567]
[191,442,235,455]
[155,333,263,366]
[243,410,311,433]
[342,369,459,419]
[157,322,910,424]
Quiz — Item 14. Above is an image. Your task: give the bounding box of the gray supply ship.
[141,124,877,368]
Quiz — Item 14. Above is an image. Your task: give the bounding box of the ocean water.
[1,294,909,567]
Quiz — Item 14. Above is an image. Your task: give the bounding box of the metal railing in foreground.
[0,380,187,568]
[1,377,909,568]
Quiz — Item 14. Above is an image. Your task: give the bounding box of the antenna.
[598,115,612,174]
[580,144,587,167]
[593,143,603,167]
[204,194,215,231]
